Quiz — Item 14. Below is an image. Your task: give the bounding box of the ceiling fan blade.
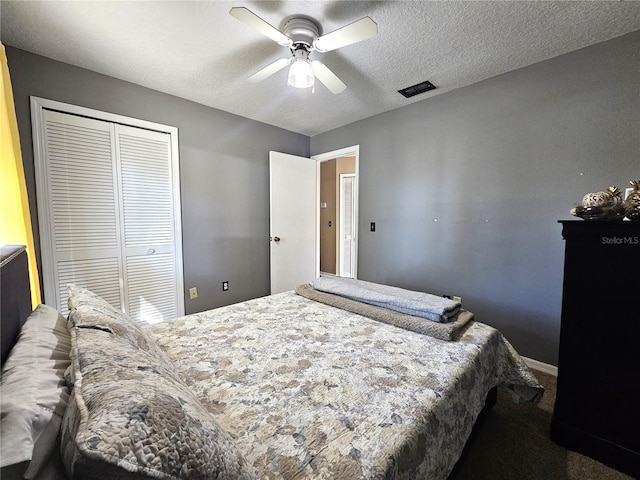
[248,58,291,83]
[313,16,377,52]
[311,61,346,94]
[229,7,292,46]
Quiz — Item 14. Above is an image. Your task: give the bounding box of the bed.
[1,244,543,480]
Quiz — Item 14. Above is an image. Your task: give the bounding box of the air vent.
[398,80,436,98]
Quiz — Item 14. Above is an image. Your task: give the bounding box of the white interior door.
[339,173,356,278]
[269,151,317,294]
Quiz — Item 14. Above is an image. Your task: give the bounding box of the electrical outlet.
[370,222,376,232]
[222,281,229,292]
[189,287,198,299]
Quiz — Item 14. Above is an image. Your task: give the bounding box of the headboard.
[1,245,32,367]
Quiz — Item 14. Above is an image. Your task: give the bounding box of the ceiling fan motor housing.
[282,17,320,48]
[292,47,310,61]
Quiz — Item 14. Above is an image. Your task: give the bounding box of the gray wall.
[311,31,640,365]
[6,46,309,314]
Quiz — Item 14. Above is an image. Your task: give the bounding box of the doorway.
[313,146,359,279]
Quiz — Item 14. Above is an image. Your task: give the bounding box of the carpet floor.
[451,370,634,480]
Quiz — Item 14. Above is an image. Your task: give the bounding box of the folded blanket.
[295,284,474,341]
[312,277,461,323]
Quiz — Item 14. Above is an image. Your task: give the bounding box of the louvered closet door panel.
[57,258,121,317]
[42,110,122,311]
[117,126,174,248]
[126,254,177,323]
[116,125,178,322]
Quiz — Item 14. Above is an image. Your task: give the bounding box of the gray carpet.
[452,370,634,480]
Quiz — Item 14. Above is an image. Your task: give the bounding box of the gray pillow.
[0,304,71,478]
[62,286,255,480]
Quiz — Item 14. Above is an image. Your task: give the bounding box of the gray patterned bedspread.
[143,291,542,480]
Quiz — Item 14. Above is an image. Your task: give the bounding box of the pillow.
[66,284,170,361]
[62,287,255,480]
[0,304,71,477]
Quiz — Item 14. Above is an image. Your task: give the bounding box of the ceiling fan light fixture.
[230,8,378,94]
[287,49,314,89]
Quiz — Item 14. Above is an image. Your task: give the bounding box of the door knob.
[273,236,281,243]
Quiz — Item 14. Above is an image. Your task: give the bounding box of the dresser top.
[559,220,640,240]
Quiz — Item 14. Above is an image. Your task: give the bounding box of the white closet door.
[116,125,179,322]
[33,99,184,322]
[40,110,123,316]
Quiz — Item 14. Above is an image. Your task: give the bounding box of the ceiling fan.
[229,7,377,94]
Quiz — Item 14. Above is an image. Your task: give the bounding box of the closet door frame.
[30,96,184,317]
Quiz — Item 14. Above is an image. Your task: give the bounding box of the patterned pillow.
[66,284,170,361]
[62,287,255,480]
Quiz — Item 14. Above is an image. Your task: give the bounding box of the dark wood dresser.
[551,220,640,477]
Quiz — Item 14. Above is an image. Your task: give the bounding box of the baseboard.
[523,356,558,377]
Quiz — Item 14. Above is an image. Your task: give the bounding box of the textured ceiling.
[2,1,640,137]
